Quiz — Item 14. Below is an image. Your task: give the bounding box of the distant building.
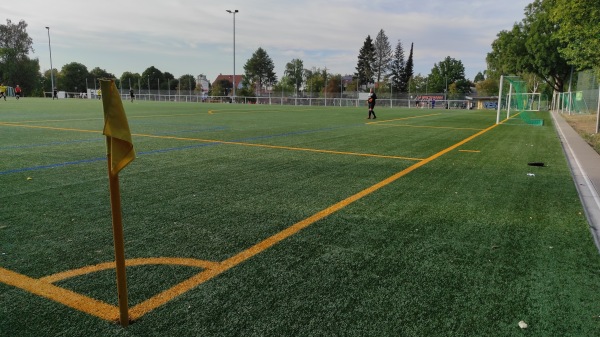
[196,74,210,94]
[212,74,244,96]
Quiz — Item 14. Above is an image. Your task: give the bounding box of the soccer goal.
[496,75,543,126]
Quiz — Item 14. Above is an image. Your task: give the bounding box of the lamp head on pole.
[226,9,238,14]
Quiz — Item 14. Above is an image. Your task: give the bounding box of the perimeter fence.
[44,89,475,110]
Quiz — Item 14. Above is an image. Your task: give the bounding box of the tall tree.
[89,67,115,80]
[0,19,39,93]
[243,47,277,95]
[120,72,141,90]
[373,29,392,85]
[141,66,164,90]
[59,62,89,93]
[401,43,414,92]
[178,74,196,92]
[163,72,176,90]
[474,71,485,83]
[428,56,468,94]
[408,74,427,94]
[487,0,571,92]
[551,0,600,75]
[475,78,500,96]
[284,58,304,94]
[324,74,343,95]
[355,35,375,89]
[11,57,41,96]
[389,40,406,93]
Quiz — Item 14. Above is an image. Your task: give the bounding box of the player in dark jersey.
[367,88,377,119]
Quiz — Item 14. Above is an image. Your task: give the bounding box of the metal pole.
[226,10,238,102]
[45,27,54,98]
[567,65,574,115]
[496,75,504,124]
[390,81,392,108]
[324,73,327,107]
[507,82,513,119]
[596,84,600,133]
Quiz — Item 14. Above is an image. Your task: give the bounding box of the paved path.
[551,110,600,252]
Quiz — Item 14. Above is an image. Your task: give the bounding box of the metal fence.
[42,88,477,110]
[553,70,600,115]
[552,70,600,133]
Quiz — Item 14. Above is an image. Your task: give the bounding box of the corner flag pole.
[106,150,129,327]
[100,78,136,327]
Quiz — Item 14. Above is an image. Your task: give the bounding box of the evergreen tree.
[401,43,414,91]
[474,71,485,82]
[355,35,375,89]
[389,40,406,92]
[373,29,392,85]
[243,47,277,95]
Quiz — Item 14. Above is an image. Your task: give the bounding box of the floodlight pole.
[443,63,448,102]
[45,27,54,98]
[226,9,238,103]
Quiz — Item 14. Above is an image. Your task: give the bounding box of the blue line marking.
[0,124,359,175]
[1,157,105,175]
[0,138,103,150]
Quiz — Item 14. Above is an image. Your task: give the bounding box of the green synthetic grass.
[1,98,600,336]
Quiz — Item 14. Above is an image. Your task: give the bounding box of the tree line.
[483,0,599,97]
[1,1,598,98]
[224,29,471,99]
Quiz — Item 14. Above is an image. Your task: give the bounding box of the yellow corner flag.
[99,79,134,327]
[100,79,135,175]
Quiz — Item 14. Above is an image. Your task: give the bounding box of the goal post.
[497,75,544,126]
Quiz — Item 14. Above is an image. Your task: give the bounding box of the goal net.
[497,76,544,126]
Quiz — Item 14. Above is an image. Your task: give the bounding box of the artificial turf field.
[1,98,600,336]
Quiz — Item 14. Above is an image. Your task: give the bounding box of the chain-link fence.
[553,70,599,115]
[42,87,479,111]
[553,69,600,133]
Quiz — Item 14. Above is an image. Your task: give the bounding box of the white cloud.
[7,0,530,83]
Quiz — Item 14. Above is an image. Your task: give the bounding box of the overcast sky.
[6,0,531,84]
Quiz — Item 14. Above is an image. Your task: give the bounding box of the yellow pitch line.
[0,118,103,124]
[0,267,119,321]
[133,132,424,161]
[40,257,219,283]
[366,113,441,124]
[129,120,504,319]
[4,112,210,124]
[0,122,101,134]
[0,123,421,161]
[370,124,484,131]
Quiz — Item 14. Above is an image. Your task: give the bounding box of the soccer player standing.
[367,88,377,119]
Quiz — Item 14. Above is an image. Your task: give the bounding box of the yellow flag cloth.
[100,79,135,175]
